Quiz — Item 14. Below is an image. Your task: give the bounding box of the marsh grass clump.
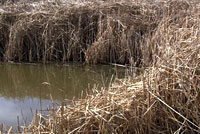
[0,12,16,61]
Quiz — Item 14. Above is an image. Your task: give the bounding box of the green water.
[0,63,125,129]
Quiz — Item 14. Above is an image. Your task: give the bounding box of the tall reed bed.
[0,0,163,65]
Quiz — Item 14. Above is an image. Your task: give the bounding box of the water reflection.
[0,97,51,128]
[0,63,125,129]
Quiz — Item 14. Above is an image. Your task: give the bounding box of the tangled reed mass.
[1,0,165,65]
[0,0,200,133]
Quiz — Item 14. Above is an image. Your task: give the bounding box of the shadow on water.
[0,63,126,129]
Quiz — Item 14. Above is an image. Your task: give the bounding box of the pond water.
[0,63,125,130]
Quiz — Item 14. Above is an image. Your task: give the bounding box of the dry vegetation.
[0,0,200,133]
[0,0,163,65]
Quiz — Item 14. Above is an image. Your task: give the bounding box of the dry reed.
[0,0,200,133]
[0,0,163,65]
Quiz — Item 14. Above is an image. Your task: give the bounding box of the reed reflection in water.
[0,63,125,129]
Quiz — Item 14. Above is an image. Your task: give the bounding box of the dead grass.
[0,0,200,133]
[0,0,163,65]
